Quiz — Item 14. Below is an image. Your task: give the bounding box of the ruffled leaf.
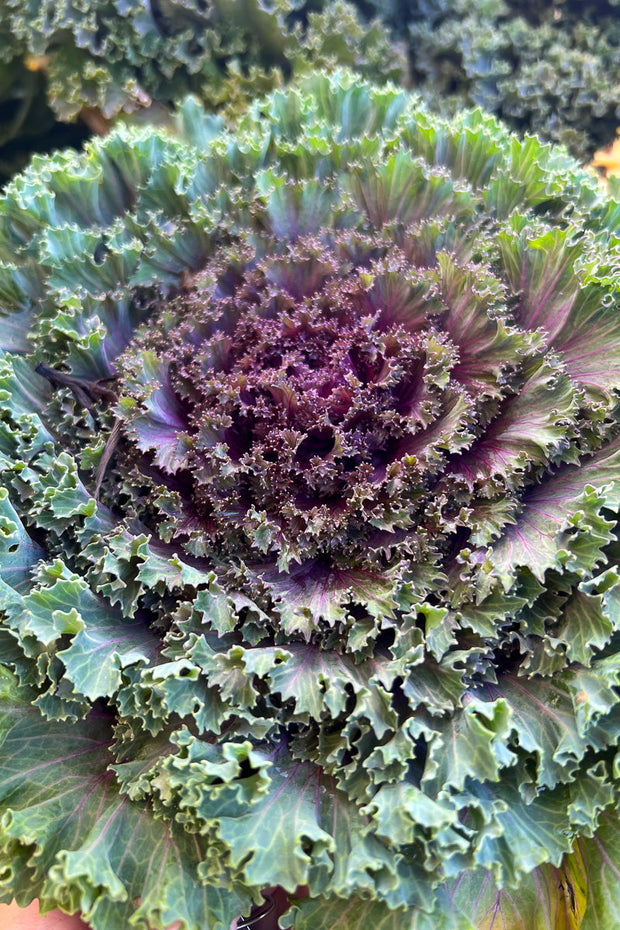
[485,437,620,590]
[0,669,247,929]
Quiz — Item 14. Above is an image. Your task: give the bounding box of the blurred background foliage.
[0,0,406,185]
[0,0,619,186]
[356,0,620,161]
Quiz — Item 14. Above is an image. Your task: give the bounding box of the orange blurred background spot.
[0,900,89,930]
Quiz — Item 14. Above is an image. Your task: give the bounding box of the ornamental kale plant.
[354,0,620,161]
[0,0,403,185]
[1,72,620,929]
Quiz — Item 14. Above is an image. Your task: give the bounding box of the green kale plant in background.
[0,0,405,186]
[354,0,620,161]
[0,71,620,928]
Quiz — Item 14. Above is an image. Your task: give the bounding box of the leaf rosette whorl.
[0,75,620,929]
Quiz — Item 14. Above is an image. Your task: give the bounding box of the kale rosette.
[0,74,619,928]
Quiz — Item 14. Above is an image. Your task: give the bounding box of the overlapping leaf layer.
[0,74,619,928]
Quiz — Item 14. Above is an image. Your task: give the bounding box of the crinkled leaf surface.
[0,73,618,929]
[0,666,247,929]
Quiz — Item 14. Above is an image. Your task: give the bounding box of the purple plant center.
[120,247,471,559]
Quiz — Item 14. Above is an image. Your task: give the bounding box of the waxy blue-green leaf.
[421,696,516,795]
[285,894,468,930]
[0,71,619,929]
[0,488,43,594]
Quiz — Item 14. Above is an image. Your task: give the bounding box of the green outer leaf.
[0,561,159,702]
[442,845,587,930]
[203,759,333,892]
[466,765,614,888]
[284,895,457,930]
[554,586,618,667]
[56,614,159,700]
[488,673,620,791]
[580,811,620,929]
[0,667,247,929]
[486,437,620,590]
[0,487,43,593]
[0,70,619,929]
[421,696,515,794]
[284,845,589,929]
[268,644,397,734]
